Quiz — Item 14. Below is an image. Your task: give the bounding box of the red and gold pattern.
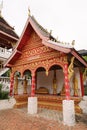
[64,64,70,100]
[31,72,35,96]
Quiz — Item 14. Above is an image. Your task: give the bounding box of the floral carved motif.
[12,55,67,75]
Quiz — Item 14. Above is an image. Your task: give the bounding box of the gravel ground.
[0,108,87,130]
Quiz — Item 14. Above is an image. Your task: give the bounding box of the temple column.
[23,75,27,94]
[10,73,14,96]
[28,71,37,114]
[31,72,35,96]
[64,64,70,100]
[53,70,57,95]
[63,64,75,126]
[80,70,84,96]
[14,75,18,95]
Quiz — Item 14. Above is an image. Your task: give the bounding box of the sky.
[0,0,87,50]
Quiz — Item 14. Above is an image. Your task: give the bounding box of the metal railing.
[0,47,12,59]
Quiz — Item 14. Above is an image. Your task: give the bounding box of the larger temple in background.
[0,6,19,76]
[4,13,87,114]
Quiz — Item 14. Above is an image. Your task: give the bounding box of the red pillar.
[64,64,70,100]
[10,73,14,96]
[31,72,35,97]
[80,71,84,96]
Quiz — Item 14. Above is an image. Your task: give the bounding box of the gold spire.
[28,6,31,16]
[50,30,52,35]
[72,40,75,46]
[0,0,3,17]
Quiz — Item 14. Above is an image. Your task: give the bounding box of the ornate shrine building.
[5,14,87,113]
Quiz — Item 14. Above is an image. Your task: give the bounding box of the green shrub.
[0,84,2,92]
[0,91,9,99]
[0,83,9,100]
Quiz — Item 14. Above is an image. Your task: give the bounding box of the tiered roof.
[0,15,19,49]
[0,16,19,39]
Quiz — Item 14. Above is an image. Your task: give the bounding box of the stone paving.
[0,108,87,130]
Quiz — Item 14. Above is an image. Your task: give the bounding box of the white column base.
[28,97,37,114]
[63,100,76,126]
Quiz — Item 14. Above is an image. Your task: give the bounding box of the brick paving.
[0,108,87,130]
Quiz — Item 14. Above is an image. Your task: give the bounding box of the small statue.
[73,76,78,96]
[53,70,57,95]
[14,75,18,95]
[61,84,65,96]
[68,57,75,80]
[23,76,27,94]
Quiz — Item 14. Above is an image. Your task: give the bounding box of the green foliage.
[0,84,9,100]
[2,69,10,77]
[0,91,9,99]
[83,56,87,62]
[0,84,2,92]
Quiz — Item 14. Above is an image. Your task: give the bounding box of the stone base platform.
[14,94,82,114]
[14,94,28,108]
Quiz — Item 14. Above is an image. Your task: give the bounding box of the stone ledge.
[0,98,16,110]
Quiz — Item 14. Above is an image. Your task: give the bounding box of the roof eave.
[4,49,22,67]
[71,49,87,67]
[42,40,71,53]
[0,31,19,41]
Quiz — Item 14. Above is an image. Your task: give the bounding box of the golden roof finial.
[28,6,31,16]
[0,0,3,17]
[50,30,52,35]
[56,36,58,41]
[72,40,75,46]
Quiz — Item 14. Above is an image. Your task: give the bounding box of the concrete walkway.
[0,108,87,130]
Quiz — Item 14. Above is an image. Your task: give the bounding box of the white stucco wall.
[15,79,31,95]
[37,67,82,96]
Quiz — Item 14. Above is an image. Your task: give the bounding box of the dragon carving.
[68,56,75,80]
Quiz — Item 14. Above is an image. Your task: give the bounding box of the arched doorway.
[35,65,64,95]
[49,65,64,95]
[13,71,21,95]
[35,67,49,94]
[23,69,31,94]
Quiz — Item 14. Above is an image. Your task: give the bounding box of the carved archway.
[13,71,21,95]
[49,64,64,95]
[23,69,31,79]
[14,71,21,77]
[22,69,32,94]
[35,67,50,94]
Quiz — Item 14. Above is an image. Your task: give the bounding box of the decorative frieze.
[12,56,67,76]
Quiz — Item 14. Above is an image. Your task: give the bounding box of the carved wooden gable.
[13,29,64,67]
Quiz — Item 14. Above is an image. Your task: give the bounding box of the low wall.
[79,96,87,114]
[0,97,16,110]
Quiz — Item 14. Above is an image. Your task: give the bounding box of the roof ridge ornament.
[50,29,52,35]
[72,40,75,46]
[0,0,3,17]
[28,6,31,16]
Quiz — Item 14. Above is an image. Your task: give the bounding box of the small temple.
[4,12,87,114]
